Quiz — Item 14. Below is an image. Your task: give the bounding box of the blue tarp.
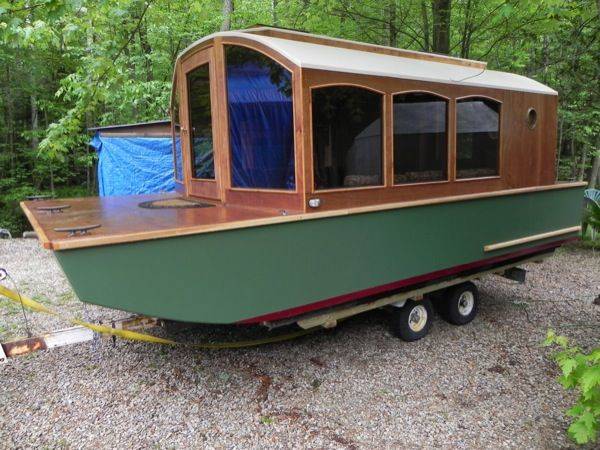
[227,59,295,190]
[90,133,176,197]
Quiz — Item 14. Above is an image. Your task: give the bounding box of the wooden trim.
[220,37,297,73]
[391,89,451,100]
[483,226,581,252]
[213,38,230,200]
[391,91,450,186]
[309,82,387,95]
[456,94,503,104]
[218,39,302,201]
[455,175,501,183]
[19,201,51,249]
[181,47,222,200]
[228,187,297,194]
[455,95,503,181]
[308,83,387,192]
[313,184,384,194]
[43,182,586,250]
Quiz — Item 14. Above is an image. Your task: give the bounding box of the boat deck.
[21,194,288,251]
[21,182,587,251]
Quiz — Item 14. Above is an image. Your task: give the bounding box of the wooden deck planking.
[20,182,586,251]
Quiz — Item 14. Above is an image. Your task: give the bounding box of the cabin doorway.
[182,47,220,200]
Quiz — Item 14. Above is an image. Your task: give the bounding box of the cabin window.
[225,45,295,190]
[187,63,215,179]
[456,97,500,179]
[312,86,383,190]
[393,92,448,184]
[171,83,183,182]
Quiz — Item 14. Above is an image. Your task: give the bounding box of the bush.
[544,330,600,445]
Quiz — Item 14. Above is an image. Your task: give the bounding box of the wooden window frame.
[391,90,451,187]
[309,83,387,193]
[170,76,184,184]
[454,94,503,182]
[221,42,299,195]
[187,61,218,183]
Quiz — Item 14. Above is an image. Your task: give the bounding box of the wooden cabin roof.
[177,27,556,95]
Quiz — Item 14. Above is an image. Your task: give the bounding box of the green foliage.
[0,0,598,235]
[544,330,600,445]
[583,202,600,233]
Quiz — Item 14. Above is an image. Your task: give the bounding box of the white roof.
[179,31,556,95]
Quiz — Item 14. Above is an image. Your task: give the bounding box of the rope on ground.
[0,279,317,350]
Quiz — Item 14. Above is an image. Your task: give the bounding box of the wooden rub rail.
[483,226,581,252]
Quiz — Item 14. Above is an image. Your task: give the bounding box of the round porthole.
[527,108,537,129]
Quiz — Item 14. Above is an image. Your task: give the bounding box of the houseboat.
[20,26,585,341]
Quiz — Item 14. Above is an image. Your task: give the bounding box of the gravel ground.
[0,238,598,449]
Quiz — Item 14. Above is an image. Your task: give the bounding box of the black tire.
[440,282,479,325]
[391,298,433,342]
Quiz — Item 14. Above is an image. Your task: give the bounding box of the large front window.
[225,45,295,190]
[312,86,383,190]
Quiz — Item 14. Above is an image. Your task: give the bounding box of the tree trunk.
[5,65,15,175]
[272,0,278,26]
[578,146,588,181]
[570,137,578,180]
[50,166,55,196]
[459,0,472,59]
[30,87,39,151]
[221,0,233,31]
[556,117,564,181]
[387,1,397,47]
[431,0,451,54]
[589,135,600,188]
[421,1,430,51]
[138,18,153,82]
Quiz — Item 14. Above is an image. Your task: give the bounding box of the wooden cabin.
[171,26,558,213]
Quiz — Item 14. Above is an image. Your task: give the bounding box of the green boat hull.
[54,186,583,324]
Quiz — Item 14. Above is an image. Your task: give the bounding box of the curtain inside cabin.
[225,46,295,190]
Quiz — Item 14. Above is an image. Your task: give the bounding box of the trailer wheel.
[441,282,479,325]
[391,299,433,342]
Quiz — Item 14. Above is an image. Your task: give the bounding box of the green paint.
[54,187,584,323]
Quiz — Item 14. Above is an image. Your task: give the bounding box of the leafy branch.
[544,330,600,445]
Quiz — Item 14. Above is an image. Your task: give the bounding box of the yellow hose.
[0,284,315,349]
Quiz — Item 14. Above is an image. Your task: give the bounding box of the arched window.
[225,45,295,190]
[456,97,501,179]
[393,92,448,184]
[312,86,383,190]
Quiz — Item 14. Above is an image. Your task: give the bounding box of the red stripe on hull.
[239,238,576,324]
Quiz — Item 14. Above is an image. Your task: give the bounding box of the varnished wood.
[301,68,557,211]
[171,34,560,213]
[180,47,222,201]
[21,182,586,251]
[483,226,581,252]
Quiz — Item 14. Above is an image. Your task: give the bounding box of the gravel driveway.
[0,239,598,449]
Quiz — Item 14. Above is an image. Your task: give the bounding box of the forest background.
[0,0,598,233]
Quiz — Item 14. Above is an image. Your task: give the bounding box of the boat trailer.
[0,251,545,363]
